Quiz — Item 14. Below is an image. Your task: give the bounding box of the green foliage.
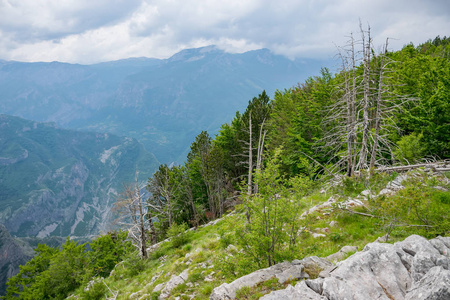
[89,230,131,277]
[3,232,131,300]
[121,251,148,277]
[236,150,312,267]
[3,243,58,299]
[375,173,450,237]
[167,223,190,248]
[394,132,427,164]
[79,279,107,300]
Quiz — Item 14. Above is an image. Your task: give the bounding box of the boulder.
[253,235,450,299]
[209,261,309,300]
[159,269,189,299]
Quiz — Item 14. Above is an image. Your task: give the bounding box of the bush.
[167,223,189,248]
[376,174,450,237]
[79,279,107,300]
[394,132,427,164]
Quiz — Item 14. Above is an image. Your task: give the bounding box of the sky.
[0,0,449,64]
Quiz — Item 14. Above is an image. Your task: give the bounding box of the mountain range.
[0,46,326,163]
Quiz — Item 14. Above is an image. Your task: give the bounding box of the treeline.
[144,35,450,240]
[2,232,131,299]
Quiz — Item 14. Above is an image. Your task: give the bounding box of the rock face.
[0,224,32,296]
[261,235,450,300]
[0,114,159,237]
[210,260,309,300]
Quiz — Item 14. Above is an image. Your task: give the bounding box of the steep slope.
[0,225,31,296]
[0,46,325,163]
[0,114,159,237]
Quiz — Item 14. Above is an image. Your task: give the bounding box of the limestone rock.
[405,266,450,300]
[260,281,327,300]
[255,235,450,299]
[325,245,358,263]
[159,269,189,299]
[209,261,309,300]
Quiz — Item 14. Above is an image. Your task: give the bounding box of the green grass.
[68,171,450,299]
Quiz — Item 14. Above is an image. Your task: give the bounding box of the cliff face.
[0,224,32,296]
[0,114,159,237]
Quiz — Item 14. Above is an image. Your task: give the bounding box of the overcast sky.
[0,0,449,64]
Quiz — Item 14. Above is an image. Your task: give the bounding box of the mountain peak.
[167,45,223,62]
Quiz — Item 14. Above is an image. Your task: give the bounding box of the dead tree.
[114,176,154,258]
[321,24,407,176]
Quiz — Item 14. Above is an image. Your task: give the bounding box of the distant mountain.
[0,46,326,163]
[0,114,159,237]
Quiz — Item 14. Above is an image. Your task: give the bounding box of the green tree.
[236,150,312,267]
[89,231,131,277]
[3,244,58,299]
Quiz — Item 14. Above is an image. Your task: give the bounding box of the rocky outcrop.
[159,269,190,299]
[0,224,32,296]
[210,260,309,300]
[261,235,450,300]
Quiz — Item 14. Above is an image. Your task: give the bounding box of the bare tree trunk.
[358,24,371,171]
[146,210,157,245]
[135,176,147,259]
[248,113,253,197]
[370,38,388,169]
[254,118,267,193]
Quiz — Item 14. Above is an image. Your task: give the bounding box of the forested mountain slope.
[0,114,158,237]
[0,46,324,163]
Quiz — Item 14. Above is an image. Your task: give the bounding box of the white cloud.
[0,0,449,63]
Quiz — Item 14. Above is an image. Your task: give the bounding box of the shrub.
[394,132,426,164]
[167,223,189,248]
[79,279,107,300]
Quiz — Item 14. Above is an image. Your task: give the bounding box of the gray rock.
[209,261,309,300]
[159,269,190,299]
[405,266,450,300]
[318,266,337,278]
[260,281,327,300]
[153,283,164,293]
[325,245,358,263]
[312,233,326,238]
[300,256,333,272]
[260,235,450,299]
[275,264,308,283]
[305,277,325,294]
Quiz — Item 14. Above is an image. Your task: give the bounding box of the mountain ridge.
[0,46,327,163]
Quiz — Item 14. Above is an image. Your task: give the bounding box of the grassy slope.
[70,170,450,300]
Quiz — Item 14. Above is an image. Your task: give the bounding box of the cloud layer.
[1,0,449,64]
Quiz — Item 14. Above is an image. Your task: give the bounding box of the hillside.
[2,36,449,299]
[4,166,448,299]
[74,168,450,299]
[0,46,325,163]
[0,114,159,237]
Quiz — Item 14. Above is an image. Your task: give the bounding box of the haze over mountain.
[0,46,326,163]
[0,114,159,238]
